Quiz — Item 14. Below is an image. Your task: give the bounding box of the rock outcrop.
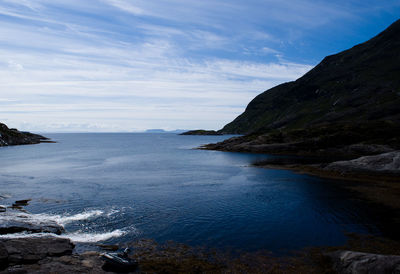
[0,123,50,147]
[0,211,64,235]
[328,250,400,274]
[326,151,400,175]
[0,237,109,273]
[0,237,74,266]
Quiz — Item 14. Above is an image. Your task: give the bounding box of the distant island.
[145,129,187,134]
[0,123,51,146]
[200,19,400,207]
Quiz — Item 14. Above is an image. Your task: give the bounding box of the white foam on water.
[0,209,104,227]
[0,208,138,243]
[65,229,127,243]
[0,194,11,200]
[0,229,129,243]
[0,232,60,239]
[44,210,104,225]
[106,209,120,217]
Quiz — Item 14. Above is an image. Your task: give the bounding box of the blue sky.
[0,0,399,132]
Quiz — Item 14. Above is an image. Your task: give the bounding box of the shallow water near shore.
[0,133,395,254]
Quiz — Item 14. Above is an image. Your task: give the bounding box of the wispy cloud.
[0,0,399,132]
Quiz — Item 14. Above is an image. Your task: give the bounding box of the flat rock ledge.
[0,220,64,236]
[328,250,400,274]
[0,237,108,274]
[325,150,400,175]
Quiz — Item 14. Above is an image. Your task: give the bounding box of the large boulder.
[0,237,74,266]
[326,151,400,174]
[1,250,108,273]
[328,250,400,274]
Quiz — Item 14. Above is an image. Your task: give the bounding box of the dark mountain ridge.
[203,19,400,184]
[220,19,400,136]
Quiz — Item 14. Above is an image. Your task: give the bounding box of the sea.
[0,133,392,254]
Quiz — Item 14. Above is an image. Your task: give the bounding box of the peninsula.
[0,123,50,147]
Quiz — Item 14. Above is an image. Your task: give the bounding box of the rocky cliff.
[0,123,49,147]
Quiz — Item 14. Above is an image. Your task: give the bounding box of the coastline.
[0,123,53,147]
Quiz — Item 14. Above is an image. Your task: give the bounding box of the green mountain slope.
[220,19,400,135]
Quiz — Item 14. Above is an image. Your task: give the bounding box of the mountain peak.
[220,19,400,135]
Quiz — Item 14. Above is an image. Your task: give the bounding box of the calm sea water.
[0,133,391,254]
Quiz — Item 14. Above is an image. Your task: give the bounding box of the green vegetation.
[219,19,400,139]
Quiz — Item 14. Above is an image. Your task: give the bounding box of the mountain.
[0,123,49,146]
[220,19,400,137]
[203,19,400,181]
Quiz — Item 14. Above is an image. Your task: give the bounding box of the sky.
[0,0,399,132]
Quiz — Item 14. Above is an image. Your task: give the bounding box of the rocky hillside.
[0,123,49,146]
[203,19,400,185]
[220,19,400,136]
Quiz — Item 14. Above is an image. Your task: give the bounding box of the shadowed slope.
[220,19,400,135]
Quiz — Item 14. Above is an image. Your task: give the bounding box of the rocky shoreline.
[1,199,400,273]
[0,199,129,273]
[0,123,52,147]
[202,144,399,209]
[180,129,223,135]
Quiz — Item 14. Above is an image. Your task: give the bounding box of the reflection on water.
[0,133,393,254]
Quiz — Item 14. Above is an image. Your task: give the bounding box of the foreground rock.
[0,212,64,235]
[0,237,108,273]
[0,237,74,268]
[328,250,400,274]
[0,123,51,147]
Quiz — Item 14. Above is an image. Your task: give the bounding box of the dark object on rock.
[0,122,51,147]
[97,244,119,251]
[180,130,223,135]
[328,250,400,274]
[8,205,27,212]
[101,248,138,272]
[0,237,74,267]
[12,199,31,207]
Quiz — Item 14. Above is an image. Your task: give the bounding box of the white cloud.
[7,60,23,70]
[1,0,396,132]
[102,0,146,16]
